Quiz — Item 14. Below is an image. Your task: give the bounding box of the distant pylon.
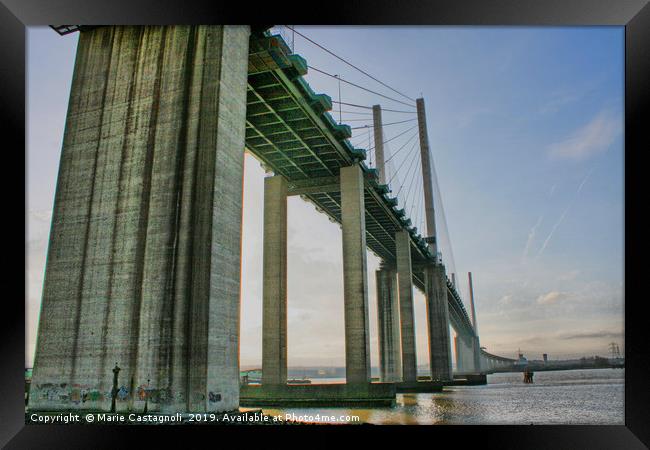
[608,342,621,358]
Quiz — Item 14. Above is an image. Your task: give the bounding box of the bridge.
[29,25,509,413]
[480,349,518,373]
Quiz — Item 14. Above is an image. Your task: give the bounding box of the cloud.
[521,215,543,262]
[557,270,580,282]
[560,330,623,340]
[536,169,593,259]
[547,110,621,161]
[498,294,513,306]
[539,90,585,115]
[536,291,565,305]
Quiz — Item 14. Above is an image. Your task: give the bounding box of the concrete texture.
[425,264,453,381]
[262,176,288,386]
[472,335,482,373]
[375,266,401,382]
[29,25,250,413]
[454,335,463,372]
[457,334,474,373]
[467,272,483,373]
[340,165,371,384]
[240,383,396,407]
[396,230,417,383]
[372,105,386,184]
[416,98,438,256]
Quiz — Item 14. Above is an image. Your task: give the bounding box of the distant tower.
[609,342,621,359]
[543,353,548,363]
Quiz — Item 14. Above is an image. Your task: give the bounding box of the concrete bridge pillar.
[454,335,463,372]
[340,165,371,384]
[462,336,474,372]
[376,264,402,382]
[29,25,251,413]
[471,336,482,373]
[372,105,386,184]
[455,333,475,373]
[396,230,417,383]
[425,264,453,381]
[262,175,288,386]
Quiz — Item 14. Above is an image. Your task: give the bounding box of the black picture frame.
[4,0,648,447]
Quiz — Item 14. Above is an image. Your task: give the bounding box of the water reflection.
[254,369,624,425]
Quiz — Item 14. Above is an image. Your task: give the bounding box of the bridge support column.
[454,335,463,373]
[471,336,482,373]
[455,334,475,373]
[376,264,401,382]
[372,105,387,184]
[262,175,288,386]
[425,264,453,381]
[29,25,251,413]
[396,230,417,383]
[461,335,474,372]
[340,165,371,384]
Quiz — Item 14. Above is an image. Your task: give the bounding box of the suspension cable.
[397,145,418,198]
[307,65,416,109]
[332,100,416,114]
[389,138,420,188]
[383,129,419,163]
[368,125,418,153]
[284,25,416,103]
[351,118,416,130]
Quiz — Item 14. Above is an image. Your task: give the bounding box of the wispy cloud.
[521,215,543,263]
[547,110,621,161]
[538,75,607,115]
[498,294,513,306]
[536,291,566,305]
[558,270,580,282]
[536,169,593,259]
[560,330,623,340]
[539,90,585,115]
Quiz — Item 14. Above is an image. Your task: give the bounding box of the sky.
[26,25,624,369]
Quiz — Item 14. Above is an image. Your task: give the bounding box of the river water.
[257,369,624,425]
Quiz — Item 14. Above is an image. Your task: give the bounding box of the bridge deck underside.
[245,32,474,336]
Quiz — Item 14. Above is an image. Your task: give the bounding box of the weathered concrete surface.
[456,334,474,373]
[425,264,453,381]
[467,272,483,373]
[262,175,288,386]
[454,335,463,372]
[240,383,396,407]
[471,335,482,373]
[375,265,401,382]
[396,230,417,383]
[340,165,371,384]
[29,25,250,414]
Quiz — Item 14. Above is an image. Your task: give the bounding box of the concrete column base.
[376,265,402,382]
